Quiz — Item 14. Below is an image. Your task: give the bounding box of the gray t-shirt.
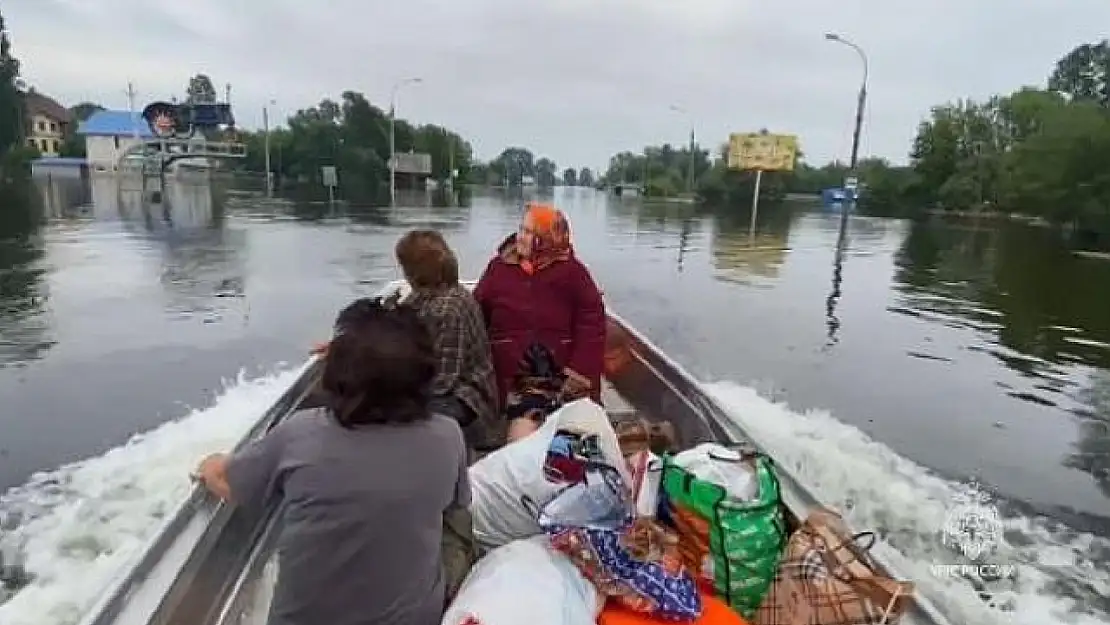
[226,408,470,625]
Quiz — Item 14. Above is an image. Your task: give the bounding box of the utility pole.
[669,104,695,194]
[126,82,138,140]
[389,77,423,208]
[825,33,869,234]
[687,125,696,194]
[263,100,275,198]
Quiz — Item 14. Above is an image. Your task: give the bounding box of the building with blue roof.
[77,110,154,172]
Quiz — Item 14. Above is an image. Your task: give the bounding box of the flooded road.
[1,172,1109,624]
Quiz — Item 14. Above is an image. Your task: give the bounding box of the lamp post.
[669,104,696,194]
[824,33,869,232]
[262,99,276,198]
[389,77,423,208]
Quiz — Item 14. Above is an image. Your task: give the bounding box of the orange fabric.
[670,504,714,587]
[518,203,572,275]
[525,202,559,231]
[598,593,749,625]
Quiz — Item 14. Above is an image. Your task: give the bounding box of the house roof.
[77,110,155,138]
[25,91,72,123]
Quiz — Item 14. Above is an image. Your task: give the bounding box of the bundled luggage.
[753,509,914,625]
[450,401,917,625]
[662,444,786,618]
[442,536,602,625]
[468,399,630,551]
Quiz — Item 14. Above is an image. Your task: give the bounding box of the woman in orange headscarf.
[474,203,606,436]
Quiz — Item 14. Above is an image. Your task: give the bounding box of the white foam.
[0,366,306,625]
[704,381,1110,625]
[4,370,1108,625]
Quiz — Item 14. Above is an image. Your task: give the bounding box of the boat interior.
[76,282,957,625]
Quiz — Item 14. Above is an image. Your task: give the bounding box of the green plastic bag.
[662,450,786,618]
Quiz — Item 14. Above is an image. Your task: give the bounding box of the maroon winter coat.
[473,239,606,409]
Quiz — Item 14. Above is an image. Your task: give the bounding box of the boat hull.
[75,280,955,625]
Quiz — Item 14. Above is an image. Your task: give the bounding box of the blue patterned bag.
[531,464,703,621]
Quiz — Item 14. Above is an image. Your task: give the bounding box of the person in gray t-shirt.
[195,301,470,625]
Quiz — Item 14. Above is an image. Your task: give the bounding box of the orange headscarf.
[517,203,572,274]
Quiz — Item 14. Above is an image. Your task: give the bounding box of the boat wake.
[705,381,1110,625]
[1,371,1107,625]
[0,366,305,625]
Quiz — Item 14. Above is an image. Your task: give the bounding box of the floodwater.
[1,172,1109,625]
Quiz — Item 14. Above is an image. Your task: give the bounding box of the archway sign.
[141,101,237,139]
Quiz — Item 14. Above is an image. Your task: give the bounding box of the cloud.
[4,0,1109,169]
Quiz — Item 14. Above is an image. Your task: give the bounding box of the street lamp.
[263,99,276,198]
[389,77,423,208]
[825,32,869,230]
[669,104,696,194]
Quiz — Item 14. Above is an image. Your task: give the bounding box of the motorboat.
[75,280,957,625]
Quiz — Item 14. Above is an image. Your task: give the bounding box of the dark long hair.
[321,298,435,427]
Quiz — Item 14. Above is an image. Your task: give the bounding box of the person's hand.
[310,341,330,356]
[192,453,231,501]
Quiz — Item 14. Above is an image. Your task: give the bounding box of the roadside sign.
[844,176,859,190]
[321,166,337,187]
[390,152,433,175]
[727,132,798,172]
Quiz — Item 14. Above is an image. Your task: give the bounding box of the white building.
[76,110,154,173]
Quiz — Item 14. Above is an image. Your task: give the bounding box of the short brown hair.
[395,229,459,289]
[321,300,435,427]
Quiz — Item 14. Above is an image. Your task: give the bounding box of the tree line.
[601,40,1110,249]
[234,116,599,200]
[599,138,798,205]
[796,41,1110,247]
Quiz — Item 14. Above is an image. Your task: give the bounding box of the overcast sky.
[5,0,1110,170]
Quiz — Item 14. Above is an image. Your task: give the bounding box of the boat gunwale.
[75,356,322,625]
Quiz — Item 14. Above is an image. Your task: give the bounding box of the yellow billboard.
[727,133,798,172]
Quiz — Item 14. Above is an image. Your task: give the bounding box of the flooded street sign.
[322,166,337,205]
[727,131,799,240]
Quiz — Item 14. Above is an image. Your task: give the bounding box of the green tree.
[0,10,23,160]
[578,167,595,187]
[70,102,104,123]
[186,74,218,104]
[601,143,711,197]
[534,157,558,188]
[492,147,534,187]
[413,123,473,184]
[231,90,480,203]
[898,40,1110,248]
[1048,39,1110,107]
[562,167,577,186]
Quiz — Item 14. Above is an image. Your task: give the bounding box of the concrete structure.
[24,90,71,156]
[30,156,87,179]
[76,110,154,173]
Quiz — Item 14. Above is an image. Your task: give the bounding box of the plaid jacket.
[406,285,501,448]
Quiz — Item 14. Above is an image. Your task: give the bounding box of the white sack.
[672,442,759,502]
[468,398,630,551]
[441,536,601,625]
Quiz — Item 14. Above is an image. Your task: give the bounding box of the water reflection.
[709,205,793,287]
[36,175,90,220]
[893,217,1110,498]
[894,218,1110,375]
[0,180,53,367]
[139,177,247,320]
[825,230,846,347]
